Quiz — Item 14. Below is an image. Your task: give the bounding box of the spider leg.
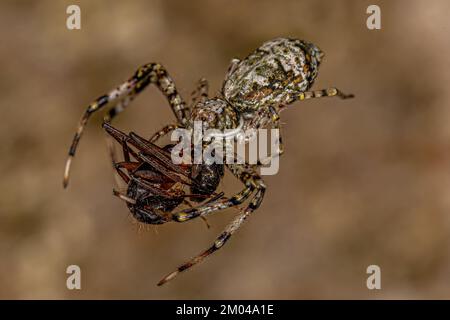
[284,87,354,106]
[146,77,205,144]
[183,200,211,229]
[63,63,189,188]
[171,180,253,222]
[158,173,266,286]
[190,78,209,108]
[149,124,179,143]
[184,192,236,229]
[114,162,189,201]
[170,163,259,222]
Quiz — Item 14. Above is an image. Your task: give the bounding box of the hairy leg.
[158,165,266,285]
[63,63,189,187]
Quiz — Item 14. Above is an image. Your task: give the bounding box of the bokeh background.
[1,0,450,299]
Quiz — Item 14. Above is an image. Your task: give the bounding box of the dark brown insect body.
[125,162,184,225]
[103,123,224,226]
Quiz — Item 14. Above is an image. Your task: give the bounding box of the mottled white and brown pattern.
[223,38,322,112]
[63,38,353,286]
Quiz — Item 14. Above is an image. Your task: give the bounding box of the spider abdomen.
[222,38,324,113]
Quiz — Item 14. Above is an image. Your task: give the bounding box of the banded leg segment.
[158,166,266,286]
[284,87,354,107]
[149,124,179,143]
[170,163,261,222]
[171,180,254,222]
[224,58,241,82]
[63,63,189,188]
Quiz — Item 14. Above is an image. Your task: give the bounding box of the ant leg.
[183,200,211,229]
[257,106,285,165]
[149,124,179,143]
[107,63,190,125]
[63,63,189,188]
[244,105,284,166]
[105,122,179,187]
[225,58,240,79]
[158,177,266,286]
[113,161,142,184]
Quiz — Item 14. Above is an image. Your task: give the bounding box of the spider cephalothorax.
[63,37,353,285]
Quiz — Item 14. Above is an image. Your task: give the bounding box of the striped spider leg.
[158,163,266,286]
[63,63,190,188]
[146,78,211,144]
[246,86,354,165]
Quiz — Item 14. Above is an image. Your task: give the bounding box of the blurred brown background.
[1,0,450,299]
